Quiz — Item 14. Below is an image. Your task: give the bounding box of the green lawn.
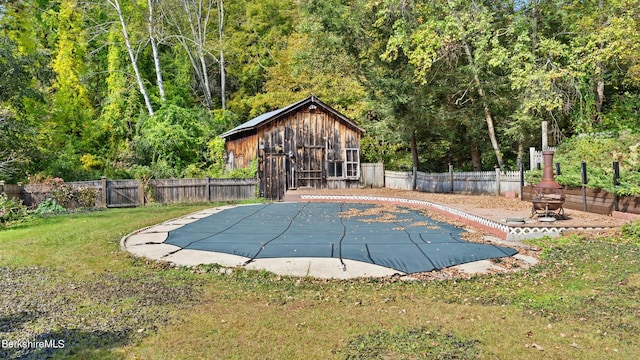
[1,204,639,359]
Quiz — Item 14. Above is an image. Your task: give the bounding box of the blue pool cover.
[165,202,517,274]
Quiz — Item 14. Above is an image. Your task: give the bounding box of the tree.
[48,0,94,146]
[107,0,155,116]
[147,0,166,102]
[160,0,226,110]
[496,0,575,162]
[0,1,55,179]
[382,0,509,168]
[97,23,143,165]
[225,0,296,116]
[568,0,640,131]
[217,0,226,109]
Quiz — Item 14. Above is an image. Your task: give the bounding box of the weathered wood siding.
[152,178,206,203]
[225,132,258,171]
[106,179,142,208]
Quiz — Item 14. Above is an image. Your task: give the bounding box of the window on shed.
[345,148,360,178]
[327,161,343,178]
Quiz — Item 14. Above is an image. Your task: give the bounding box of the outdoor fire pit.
[531,151,565,219]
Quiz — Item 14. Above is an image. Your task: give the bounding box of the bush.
[621,220,640,244]
[526,132,640,195]
[49,182,75,208]
[0,194,29,227]
[34,198,66,215]
[225,158,258,179]
[76,186,99,208]
[31,177,99,210]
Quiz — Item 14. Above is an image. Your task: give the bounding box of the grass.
[1,204,639,359]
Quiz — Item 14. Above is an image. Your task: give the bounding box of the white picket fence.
[385,169,522,195]
[529,146,557,170]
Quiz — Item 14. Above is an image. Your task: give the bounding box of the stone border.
[299,195,615,241]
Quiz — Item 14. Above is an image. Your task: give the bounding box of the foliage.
[555,133,640,195]
[601,92,640,134]
[75,186,99,208]
[205,137,227,177]
[226,158,258,179]
[36,178,99,209]
[360,135,406,169]
[33,198,66,215]
[132,165,156,204]
[526,132,640,195]
[48,182,75,209]
[132,105,211,175]
[0,194,30,227]
[2,0,640,182]
[0,37,44,181]
[620,221,640,245]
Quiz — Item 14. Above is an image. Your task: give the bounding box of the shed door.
[262,153,286,201]
[297,111,325,188]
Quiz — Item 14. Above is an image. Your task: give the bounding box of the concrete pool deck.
[121,196,543,279]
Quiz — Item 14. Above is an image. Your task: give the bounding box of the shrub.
[621,220,640,244]
[0,194,29,227]
[32,177,99,210]
[226,158,258,179]
[76,186,99,208]
[34,198,66,215]
[526,132,640,195]
[49,183,75,208]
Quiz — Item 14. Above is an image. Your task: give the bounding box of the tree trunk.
[109,0,154,116]
[470,144,481,171]
[461,39,504,169]
[147,0,165,103]
[516,141,524,169]
[594,49,605,124]
[593,0,606,124]
[218,0,226,110]
[198,53,214,109]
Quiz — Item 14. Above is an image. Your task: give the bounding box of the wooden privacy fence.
[360,163,385,188]
[15,177,258,208]
[0,181,22,200]
[151,178,258,204]
[21,180,103,208]
[385,169,522,196]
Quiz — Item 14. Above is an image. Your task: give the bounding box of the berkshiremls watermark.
[2,339,65,350]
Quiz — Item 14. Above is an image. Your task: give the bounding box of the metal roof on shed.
[220,96,364,138]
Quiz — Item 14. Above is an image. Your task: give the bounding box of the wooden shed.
[221,96,364,200]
